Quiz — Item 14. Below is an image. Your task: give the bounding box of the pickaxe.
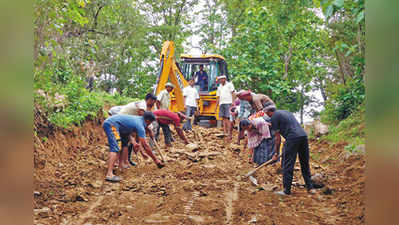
[151,137,166,162]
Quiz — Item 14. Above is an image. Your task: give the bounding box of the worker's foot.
[119,162,130,169]
[105,175,121,182]
[274,190,290,196]
[128,159,137,166]
[156,160,165,169]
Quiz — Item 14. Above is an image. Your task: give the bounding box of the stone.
[34,207,50,218]
[198,151,221,158]
[260,184,278,192]
[314,120,329,136]
[215,133,225,138]
[90,180,103,189]
[304,120,328,136]
[311,173,326,188]
[355,144,365,154]
[321,186,333,195]
[186,143,200,152]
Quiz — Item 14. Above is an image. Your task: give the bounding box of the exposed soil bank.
[34,116,365,224]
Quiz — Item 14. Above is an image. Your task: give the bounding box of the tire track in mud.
[74,181,105,225]
[178,190,200,224]
[225,181,239,224]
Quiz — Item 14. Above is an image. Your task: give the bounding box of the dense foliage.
[202,0,365,124]
[34,0,365,127]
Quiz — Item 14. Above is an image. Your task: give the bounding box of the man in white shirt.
[108,105,123,116]
[216,75,235,140]
[182,78,200,131]
[156,82,174,110]
[119,93,157,116]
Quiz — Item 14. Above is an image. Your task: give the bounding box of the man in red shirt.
[153,109,189,147]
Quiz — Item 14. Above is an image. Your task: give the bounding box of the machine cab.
[179,54,229,94]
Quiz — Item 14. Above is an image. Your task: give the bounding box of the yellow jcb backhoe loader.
[153,41,231,127]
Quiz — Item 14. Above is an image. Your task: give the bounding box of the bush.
[321,76,365,124]
[322,103,365,146]
[34,59,137,128]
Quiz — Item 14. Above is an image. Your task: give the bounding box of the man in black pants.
[265,105,315,196]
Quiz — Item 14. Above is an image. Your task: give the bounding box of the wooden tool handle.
[245,154,281,177]
[152,138,165,162]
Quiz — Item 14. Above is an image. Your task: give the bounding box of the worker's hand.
[272,154,279,161]
[133,143,140,150]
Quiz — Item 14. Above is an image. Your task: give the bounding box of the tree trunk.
[300,87,304,125]
[317,77,327,103]
[334,50,346,85]
[283,44,293,79]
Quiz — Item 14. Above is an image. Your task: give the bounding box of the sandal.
[105,175,121,182]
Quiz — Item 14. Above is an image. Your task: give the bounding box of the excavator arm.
[153,41,188,112]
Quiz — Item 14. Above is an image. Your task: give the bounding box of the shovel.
[245,155,281,178]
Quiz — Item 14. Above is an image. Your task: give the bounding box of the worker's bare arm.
[272,132,281,161]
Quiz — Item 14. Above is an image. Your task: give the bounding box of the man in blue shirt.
[265,105,314,196]
[102,112,164,182]
[195,64,208,91]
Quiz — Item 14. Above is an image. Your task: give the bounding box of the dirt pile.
[34,120,365,224]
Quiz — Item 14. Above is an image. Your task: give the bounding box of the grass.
[322,104,365,152]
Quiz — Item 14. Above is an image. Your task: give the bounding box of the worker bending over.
[153,109,189,147]
[102,112,164,182]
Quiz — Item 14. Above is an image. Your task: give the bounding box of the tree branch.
[93,5,105,30]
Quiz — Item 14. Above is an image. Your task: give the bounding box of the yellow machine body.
[154,41,230,123]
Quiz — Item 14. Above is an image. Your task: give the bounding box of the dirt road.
[34,119,365,224]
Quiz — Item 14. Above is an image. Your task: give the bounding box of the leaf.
[325,5,334,18]
[355,11,364,24]
[345,49,353,57]
[333,0,344,8]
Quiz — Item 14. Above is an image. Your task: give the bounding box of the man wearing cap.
[216,75,235,140]
[156,82,174,110]
[264,105,314,196]
[102,112,164,182]
[153,109,189,147]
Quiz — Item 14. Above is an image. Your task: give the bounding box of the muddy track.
[34,121,365,224]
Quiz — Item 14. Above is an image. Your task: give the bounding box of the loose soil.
[34,116,365,224]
